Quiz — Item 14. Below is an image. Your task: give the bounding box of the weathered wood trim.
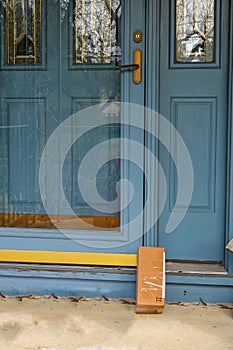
[0,263,232,302]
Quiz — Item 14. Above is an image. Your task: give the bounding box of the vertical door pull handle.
[114,49,142,84]
[133,49,142,84]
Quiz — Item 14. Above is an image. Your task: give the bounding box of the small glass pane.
[74,0,121,64]
[176,0,215,63]
[6,0,42,65]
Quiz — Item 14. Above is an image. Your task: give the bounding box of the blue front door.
[157,0,229,261]
[0,0,230,262]
[0,0,146,254]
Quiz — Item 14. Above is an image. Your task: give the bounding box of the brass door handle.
[115,64,139,69]
[115,49,142,84]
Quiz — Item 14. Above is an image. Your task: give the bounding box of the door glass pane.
[74,0,121,64]
[5,0,42,65]
[176,0,215,63]
[0,0,121,231]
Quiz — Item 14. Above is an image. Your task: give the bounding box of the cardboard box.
[136,247,165,314]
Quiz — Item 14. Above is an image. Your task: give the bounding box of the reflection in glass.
[6,0,42,65]
[74,0,121,64]
[176,0,215,63]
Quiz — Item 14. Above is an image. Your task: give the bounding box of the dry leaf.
[78,296,92,301]
[27,294,40,299]
[96,295,109,301]
[200,298,208,306]
[121,299,136,305]
[18,294,40,300]
[168,301,190,306]
[218,304,233,309]
[48,293,59,300]
[69,297,80,303]
[178,302,190,306]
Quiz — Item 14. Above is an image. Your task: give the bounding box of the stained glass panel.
[6,0,42,65]
[176,0,215,63]
[74,0,121,64]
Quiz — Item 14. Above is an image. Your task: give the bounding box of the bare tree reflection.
[176,0,215,62]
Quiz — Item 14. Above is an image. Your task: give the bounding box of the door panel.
[0,0,145,254]
[158,0,229,261]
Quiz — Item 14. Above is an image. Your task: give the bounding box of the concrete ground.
[0,296,232,350]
